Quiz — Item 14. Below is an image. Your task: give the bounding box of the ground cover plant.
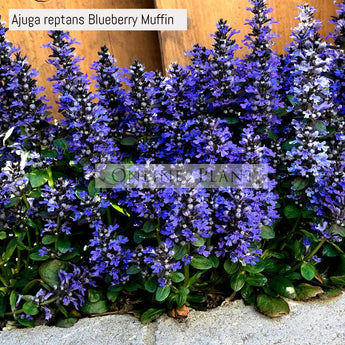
[1,0,345,328]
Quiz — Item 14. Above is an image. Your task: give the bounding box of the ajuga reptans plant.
[1,2,345,329]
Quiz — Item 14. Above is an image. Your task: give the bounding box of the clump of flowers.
[89,221,132,285]
[1,1,345,328]
[284,5,337,180]
[91,45,127,139]
[282,4,344,241]
[43,31,119,179]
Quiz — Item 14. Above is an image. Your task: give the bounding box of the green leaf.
[23,301,39,315]
[41,149,59,159]
[39,260,69,288]
[29,252,50,261]
[329,224,345,237]
[173,246,187,260]
[98,165,124,186]
[120,137,137,146]
[323,243,342,257]
[88,289,104,303]
[187,294,205,304]
[330,275,345,287]
[55,317,79,328]
[0,231,6,240]
[4,197,21,208]
[144,278,158,293]
[312,120,327,132]
[21,280,40,295]
[230,271,246,292]
[190,255,213,270]
[28,169,49,188]
[56,238,71,254]
[318,288,342,300]
[191,236,205,247]
[10,290,18,312]
[126,265,141,275]
[283,271,301,280]
[300,229,318,242]
[75,188,86,200]
[224,259,239,275]
[42,235,56,245]
[208,254,219,268]
[53,138,69,151]
[261,225,275,240]
[287,95,299,106]
[56,304,69,318]
[22,219,35,229]
[293,177,309,191]
[269,276,296,298]
[3,238,17,262]
[133,230,146,244]
[256,294,290,317]
[110,203,130,217]
[16,318,35,328]
[170,272,184,283]
[81,300,108,314]
[188,271,203,286]
[267,130,278,140]
[225,116,239,124]
[241,284,254,303]
[262,258,280,273]
[301,262,316,281]
[88,179,100,197]
[106,285,122,302]
[133,230,155,244]
[290,240,305,261]
[294,283,323,301]
[282,139,297,151]
[176,286,189,306]
[143,220,157,233]
[246,273,268,287]
[124,281,138,292]
[140,308,165,323]
[78,157,91,168]
[17,241,27,251]
[155,285,170,302]
[302,210,315,218]
[244,260,265,274]
[284,205,301,219]
[274,107,288,117]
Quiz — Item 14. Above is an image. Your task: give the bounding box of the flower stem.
[5,297,58,316]
[280,213,302,250]
[106,207,112,226]
[184,243,190,287]
[156,218,161,246]
[305,238,326,261]
[54,216,61,251]
[16,249,21,272]
[0,273,8,287]
[22,195,30,210]
[206,237,211,249]
[0,265,9,286]
[26,228,32,248]
[291,238,326,271]
[47,166,54,187]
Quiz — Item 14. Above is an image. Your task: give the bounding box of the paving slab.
[1,294,344,345]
